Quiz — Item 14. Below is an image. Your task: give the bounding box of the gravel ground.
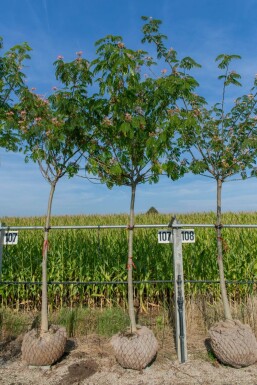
[1,333,257,385]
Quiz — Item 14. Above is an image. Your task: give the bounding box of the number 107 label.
[158,229,195,244]
[2,231,18,245]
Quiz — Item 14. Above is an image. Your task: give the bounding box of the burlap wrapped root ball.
[111,326,158,370]
[209,319,257,368]
[21,325,67,366]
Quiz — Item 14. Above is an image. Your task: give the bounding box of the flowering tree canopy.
[141,16,206,177]
[0,37,31,150]
[182,55,257,182]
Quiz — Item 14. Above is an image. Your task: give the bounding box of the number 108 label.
[158,229,195,244]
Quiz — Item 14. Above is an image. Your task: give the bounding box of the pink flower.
[193,109,200,117]
[102,117,112,126]
[31,87,36,91]
[161,69,167,74]
[20,110,26,115]
[52,86,58,91]
[124,113,132,122]
[76,51,83,56]
[57,55,64,60]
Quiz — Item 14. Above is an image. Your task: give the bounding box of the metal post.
[170,216,187,363]
[0,222,5,278]
[177,274,186,362]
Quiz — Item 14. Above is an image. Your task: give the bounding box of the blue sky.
[1,0,257,217]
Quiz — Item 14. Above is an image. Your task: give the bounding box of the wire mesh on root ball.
[21,325,67,366]
[209,319,257,368]
[111,326,158,370]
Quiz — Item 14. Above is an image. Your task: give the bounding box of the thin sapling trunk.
[208,182,257,369]
[216,178,232,320]
[41,181,56,334]
[128,184,137,332]
[22,177,67,366]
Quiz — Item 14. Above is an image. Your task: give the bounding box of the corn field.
[1,212,257,310]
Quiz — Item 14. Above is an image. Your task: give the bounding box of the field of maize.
[1,211,257,310]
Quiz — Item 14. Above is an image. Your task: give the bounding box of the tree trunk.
[216,178,232,320]
[41,182,56,334]
[128,184,137,332]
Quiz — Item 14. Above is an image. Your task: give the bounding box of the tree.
[91,34,184,330]
[86,18,201,367]
[15,51,98,366]
[180,54,257,320]
[175,55,257,367]
[146,206,159,214]
[141,18,257,367]
[90,34,162,370]
[141,17,257,320]
[0,37,31,150]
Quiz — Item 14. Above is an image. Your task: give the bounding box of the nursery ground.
[1,327,257,385]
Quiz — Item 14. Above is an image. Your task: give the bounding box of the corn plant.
[2,212,257,309]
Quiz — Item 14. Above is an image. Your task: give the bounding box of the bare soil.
[1,330,257,385]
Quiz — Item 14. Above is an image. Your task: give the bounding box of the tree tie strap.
[127,256,136,270]
[42,240,49,256]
